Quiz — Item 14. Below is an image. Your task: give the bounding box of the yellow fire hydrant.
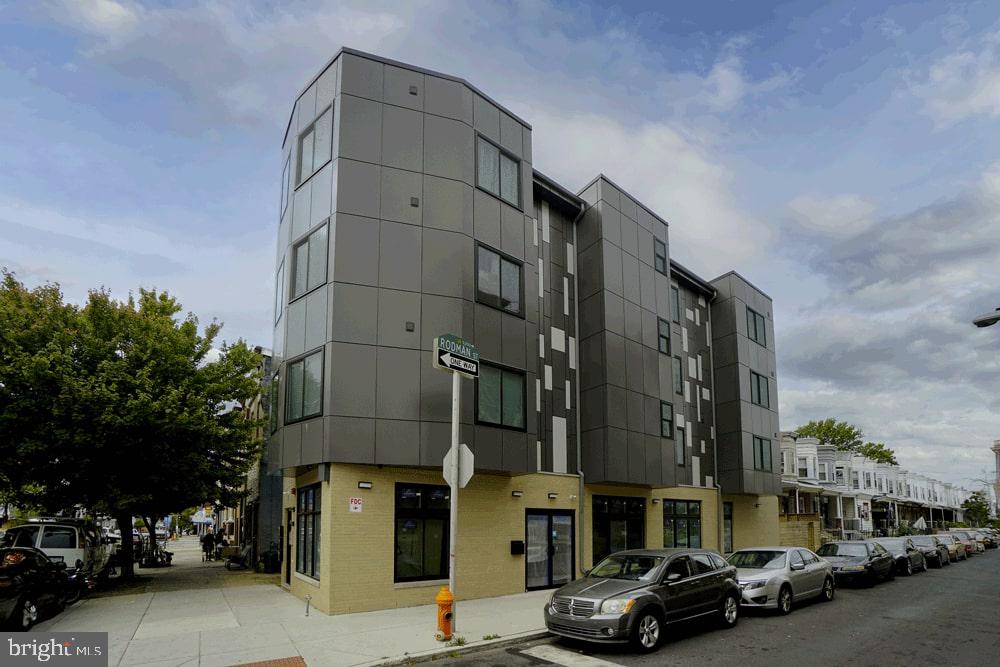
[434,586,454,641]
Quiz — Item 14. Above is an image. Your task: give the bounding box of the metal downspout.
[706,291,724,552]
[571,204,586,575]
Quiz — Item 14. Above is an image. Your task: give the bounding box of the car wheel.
[16,596,39,631]
[719,593,739,628]
[777,585,793,615]
[821,576,835,602]
[630,610,662,653]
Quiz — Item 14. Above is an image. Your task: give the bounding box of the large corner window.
[654,239,667,275]
[660,401,674,438]
[395,483,450,582]
[476,245,523,316]
[657,318,671,355]
[274,260,285,323]
[476,136,520,207]
[296,484,321,579]
[663,501,701,548]
[291,224,328,300]
[750,370,770,408]
[747,307,767,347]
[297,106,333,185]
[477,363,526,429]
[672,357,683,395]
[753,436,772,471]
[280,155,291,217]
[592,496,645,564]
[676,426,686,467]
[285,349,323,424]
[670,286,681,322]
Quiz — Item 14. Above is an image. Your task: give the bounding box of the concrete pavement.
[33,535,551,666]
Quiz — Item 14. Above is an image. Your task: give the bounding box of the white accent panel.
[569,337,577,370]
[676,413,685,429]
[692,456,700,484]
[542,201,551,243]
[698,295,706,307]
[687,427,693,450]
[539,333,545,358]
[684,380,690,402]
[685,307,694,321]
[711,426,715,440]
[696,393,702,422]
[566,243,574,274]
[700,439,706,454]
[533,218,538,247]
[706,319,711,345]
[536,441,542,471]
[565,380,572,410]
[536,379,541,412]
[688,357,697,379]
[696,354,703,381]
[702,387,710,401]
[695,309,700,326]
[552,416,567,473]
[551,327,566,353]
[545,364,553,390]
[682,327,689,352]
[538,260,544,298]
[705,474,713,489]
[563,278,570,315]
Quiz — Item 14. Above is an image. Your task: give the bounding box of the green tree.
[794,418,865,451]
[961,491,991,527]
[856,441,899,465]
[0,271,262,576]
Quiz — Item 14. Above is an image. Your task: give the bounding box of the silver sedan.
[727,546,835,615]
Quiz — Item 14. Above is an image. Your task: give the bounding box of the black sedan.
[909,535,950,568]
[875,538,927,576]
[816,541,895,586]
[0,547,70,630]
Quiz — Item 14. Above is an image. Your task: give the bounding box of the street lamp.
[973,308,1000,328]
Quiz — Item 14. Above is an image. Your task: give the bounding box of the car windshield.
[589,554,664,581]
[910,537,935,547]
[728,550,787,569]
[877,539,904,550]
[817,543,868,557]
[935,535,955,543]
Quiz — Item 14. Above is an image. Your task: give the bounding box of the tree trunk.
[115,511,135,578]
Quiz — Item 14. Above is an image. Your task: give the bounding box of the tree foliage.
[856,441,899,465]
[794,418,865,451]
[961,491,991,527]
[0,270,262,574]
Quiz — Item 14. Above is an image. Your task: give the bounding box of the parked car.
[816,541,894,586]
[934,534,968,562]
[969,530,995,550]
[0,547,70,630]
[947,530,977,557]
[909,535,950,568]
[956,530,986,553]
[874,538,927,576]
[728,547,834,614]
[1,519,110,595]
[544,549,740,652]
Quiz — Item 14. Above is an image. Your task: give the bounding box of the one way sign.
[433,334,479,378]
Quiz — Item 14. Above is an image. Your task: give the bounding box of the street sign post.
[432,334,479,635]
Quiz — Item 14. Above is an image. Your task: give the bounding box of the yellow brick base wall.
[778,515,820,551]
[726,495,780,551]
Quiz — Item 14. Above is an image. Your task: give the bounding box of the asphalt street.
[437,549,1000,667]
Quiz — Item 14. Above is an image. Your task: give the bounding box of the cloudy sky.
[2,0,998,491]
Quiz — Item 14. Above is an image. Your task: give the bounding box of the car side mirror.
[665,572,682,583]
[790,562,805,571]
[582,568,591,577]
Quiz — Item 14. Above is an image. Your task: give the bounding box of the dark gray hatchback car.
[543,548,740,652]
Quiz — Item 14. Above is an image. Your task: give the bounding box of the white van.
[1,518,110,579]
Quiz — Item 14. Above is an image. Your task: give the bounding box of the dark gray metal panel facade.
[709,272,781,495]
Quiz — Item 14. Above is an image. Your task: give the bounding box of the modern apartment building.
[267,48,783,614]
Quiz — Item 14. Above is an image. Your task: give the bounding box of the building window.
[274,260,286,323]
[670,286,681,322]
[660,401,674,438]
[291,224,328,301]
[268,374,280,434]
[672,357,683,395]
[797,457,808,478]
[675,426,686,467]
[657,318,671,354]
[297,106,332,185]
[663,500,701,548]
[852,472,860,490]
[477,363,525,430]
[592,496,645,563]
[818,463,827,481]
[654,239,667,275]
[750,371,770,408]
[836,468,845,485]
[723,502,733,554]
[395,483,450,582]
[296,484,321,579]
[476,136,520,207]
[746,307,767,347]
[476,245,523,316]
[280,155,291,218]
[753,436,772,471]
[285,349,323,423]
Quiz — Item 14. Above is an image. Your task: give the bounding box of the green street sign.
[433,334,479,378]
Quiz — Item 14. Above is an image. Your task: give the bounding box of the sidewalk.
[34,537,550,666]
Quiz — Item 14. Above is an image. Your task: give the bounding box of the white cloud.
[787,193,877,238]
[910,28,1000,126]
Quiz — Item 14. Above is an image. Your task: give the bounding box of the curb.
[373,629,551,665]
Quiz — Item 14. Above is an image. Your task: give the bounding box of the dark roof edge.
[533,169,585,213]
[670,259,716,297]
[576,174,670,228]
[708,270,773,300]
[284,46,532,147]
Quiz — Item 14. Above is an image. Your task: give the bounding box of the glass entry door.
[525,510,574,590]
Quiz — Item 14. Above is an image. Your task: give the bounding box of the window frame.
[672,356,683,395]
[663,500,701,548]
[296,105,333,188]
[660,401,674,438]
[280,154,291,218]
[675,425,686,467]
[752,436,772,471]
[746,307,767,347]
[274,259,285,323]
[475,134,522,210]
[295,483,322,580]
[654,239,667,275]
[394,483,451,583]
[670,286,681,322]
[657,318,671,355]
[289,222,329,303]
[750,370,770,408]
[284,348,324,425]
[475,243,525,318]
[475,360,528,431]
